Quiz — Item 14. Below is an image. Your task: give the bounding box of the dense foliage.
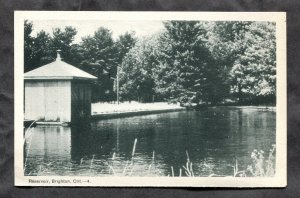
[154,21,220,104]
[24,20,276,105]
[119,35,159,102]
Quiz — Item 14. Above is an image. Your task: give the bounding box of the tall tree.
[207,21,252,102]
[24,20,34,72]
[80,27,118,102]
[155,21,218,104]
[30,30,52,69]
[24,24,78,72]
[229,22,276,104]
[119,35,158,102]
[50,26,77,64]
[115,31,137,63]
[114,32,137,100]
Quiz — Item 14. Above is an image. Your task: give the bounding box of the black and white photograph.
[14,11,286,187]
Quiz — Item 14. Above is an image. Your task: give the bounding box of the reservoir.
[24,107,276,177]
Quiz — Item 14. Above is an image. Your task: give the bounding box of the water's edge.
[91,108,185,120]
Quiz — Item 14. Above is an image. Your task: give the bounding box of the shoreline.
[91,107,185,120]
[26,103,276,126]
[90,102,275,121]
[91,102,185,120]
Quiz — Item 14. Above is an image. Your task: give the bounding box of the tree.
[49,26,78,64]
[115,31,137,63]
[79,27,118,102]
[30,30,52,70]
[24,20,34,72]
[207,21,252,103]
[119,35,159,102]
[24,24,78,72]
[154,21,218,104]
[229,22,276,104]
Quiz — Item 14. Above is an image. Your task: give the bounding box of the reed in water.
[24,135,276,177]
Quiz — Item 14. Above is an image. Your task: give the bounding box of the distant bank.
[91,102,275,120]
[91,102,185,120]
[25,103,275,126]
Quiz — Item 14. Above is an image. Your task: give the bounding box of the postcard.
[15,11,286,187]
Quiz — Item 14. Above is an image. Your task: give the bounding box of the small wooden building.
[24,51,97,124]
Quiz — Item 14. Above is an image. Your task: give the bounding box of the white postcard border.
[14,11,287,187]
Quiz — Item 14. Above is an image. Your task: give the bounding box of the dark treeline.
[24,20,276,105]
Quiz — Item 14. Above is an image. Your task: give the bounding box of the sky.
[30,20,165,43]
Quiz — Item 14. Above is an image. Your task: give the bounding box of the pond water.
[24,107,276,177]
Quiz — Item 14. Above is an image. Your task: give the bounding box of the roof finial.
[56,49,62,61]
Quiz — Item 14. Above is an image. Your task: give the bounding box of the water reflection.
[24,107,275,176]
[26,126,71,161]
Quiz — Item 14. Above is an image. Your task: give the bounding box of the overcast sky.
[30,20,165,43]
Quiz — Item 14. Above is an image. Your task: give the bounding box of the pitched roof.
[24,59,97,81]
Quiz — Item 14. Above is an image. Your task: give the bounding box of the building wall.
[25,81,71,122]
[71,81,92,122]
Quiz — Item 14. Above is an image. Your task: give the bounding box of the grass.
[246,144,276,177]
[23,120,37,174]
[182,151,194,177]
[24,134,276,177]
[107,145,270,178]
